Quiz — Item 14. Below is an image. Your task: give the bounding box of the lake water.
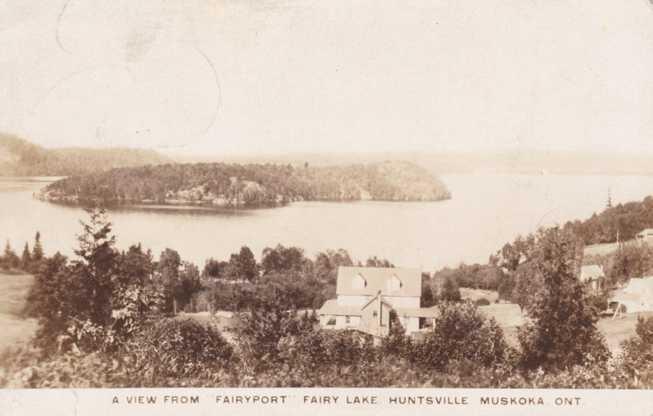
[2,174,653,271]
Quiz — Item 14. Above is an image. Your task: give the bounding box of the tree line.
[0,232,44,273]
[564,195,653,245]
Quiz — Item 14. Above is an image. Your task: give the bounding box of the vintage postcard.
[1,1,653,415]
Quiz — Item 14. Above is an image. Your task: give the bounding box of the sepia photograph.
[1,0,653,413]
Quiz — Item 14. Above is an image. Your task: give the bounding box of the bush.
[0,347,134,388]
[125,318,235,381]
[619,316,653,387]
[275,328,378,385]
[412,302,508,370]
[235,289,318,372]
[475,297,491,306]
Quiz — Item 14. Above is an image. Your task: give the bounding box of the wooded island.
[38,161,451,208]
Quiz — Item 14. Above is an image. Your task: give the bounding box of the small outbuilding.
[579,264,605,293]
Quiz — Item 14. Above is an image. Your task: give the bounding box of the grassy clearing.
[460,289,651,354]
[0,273,37,350]
[598,312,653,353]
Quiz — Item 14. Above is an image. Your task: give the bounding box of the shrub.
[125,318,234,381]
[0,347,134,388]
[413,302,508,370]
[272,329,378,387]
[635,315,653,344]
[235,289,317,372]
[475,297,491,306]
[619,316,653,387]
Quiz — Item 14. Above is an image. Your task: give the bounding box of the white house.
[611,276,653,315]
[318,266,438,336]
[579,264,605,293]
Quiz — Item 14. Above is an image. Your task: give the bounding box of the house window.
[326,317,336,326]
[345,316,351,324]
[373,311,378,317]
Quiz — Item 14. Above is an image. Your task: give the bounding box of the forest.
[563,196,653,245]
[39,160,451,208]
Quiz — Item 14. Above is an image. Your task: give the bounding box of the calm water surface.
[2,174,653,270]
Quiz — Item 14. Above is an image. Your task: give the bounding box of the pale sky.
[1,0,652,156]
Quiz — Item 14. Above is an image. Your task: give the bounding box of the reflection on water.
[1,174,653,270]
[100,204,256,217]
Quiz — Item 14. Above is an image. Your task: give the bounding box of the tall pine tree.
[21,243,31,271]
[74,207,118,326]
[32,231,44,263]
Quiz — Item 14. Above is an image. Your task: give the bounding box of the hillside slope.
[0,134,170,176]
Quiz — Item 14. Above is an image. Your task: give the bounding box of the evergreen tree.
[21,243,31,271]
[3,241,19,270]
[518,227,610,371]
[32,231,44,263]
[74,207,118,326]
[23,252,74,348]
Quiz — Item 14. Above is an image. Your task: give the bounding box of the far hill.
[39,161,451,208]
[0,134,170,176]
[567,196,653,246]
[185,150,653,176]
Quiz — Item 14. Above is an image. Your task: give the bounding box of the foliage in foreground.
[4,207,653,389]
[3,314,653,388]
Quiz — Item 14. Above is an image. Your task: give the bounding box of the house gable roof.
[336,266,421,297]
